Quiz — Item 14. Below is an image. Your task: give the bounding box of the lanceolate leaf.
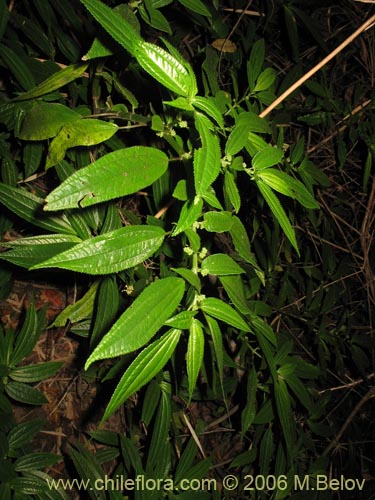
[200,297,250,332]
[44,147,169,210]
[85,278,185,368]
[13,63,88,101]
[134,40,197,97]
[172,196,203,236]
[192,96,224,128]
[194,112,221,196]
[0,234,82,268]
[102,329,182,421]
[0,183,75,235]
[187,319,204,399]
[201,254,244,276]
[30,225,165,275]
[252,147,284,171]
[51,281,99,327]
[46,119,118,169]
[256,179,299,255]
[80,0,141,53]
[274,379,295,452]
[257,169,319,209]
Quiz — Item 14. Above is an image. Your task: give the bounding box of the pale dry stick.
[183,412,206,458]
[259,14,375,118]
[222,7,264,17]
[319,372,375,394]
[307,99,371,154]
[323,385,375,456]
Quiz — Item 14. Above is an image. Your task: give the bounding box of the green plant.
[0,302,65,499]
[1,0,374,498]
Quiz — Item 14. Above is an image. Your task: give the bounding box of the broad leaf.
[85,278,185,367]
[187,319,204,399]
[44,147,169,210]
[31,225,165,274]
[46,119,118,169]
[17,102,81,140]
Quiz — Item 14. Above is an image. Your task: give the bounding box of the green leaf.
[219,275,251,315]
[9,362,63,383]
[203,211,233,232]
[252,147,284,171]
[31,225,165,275]
[256,179,299,255]
[251,316,277,347]
[177,0,212,17]
[85,278,185,368]
[274,379,295,452]
[205,315,224,395]
[134,40,197,97]
[44,146,169,210]
[14,453,60,472]
[201,254,244,276]
[229,216,260,270]
[241,366,258,434]
[200,297,250,331]
[17,102,81,140]
[91,275,119,348]
[51,282,99,327]
[13,63,88,101]
[0,234,82,268]
[226,112,270,156]
[187,319,204,399]
[8,420,44,450]
[194,113,221,195]
[172,268,201,291]
[80,0,141,53]
[0,183,75,235]
[258,169,319,209]
[192,96,224,128]
[165,310,196,329]
[139,0,172,34]
[224,170,241,213]
[254,67,276,92]
[247,39,265,91]
[102,329,181,421]
[46,119,118,169]
[172,196,203,236]
[11,302,41,366]
[5,382,48,405]
[0,44,35,91]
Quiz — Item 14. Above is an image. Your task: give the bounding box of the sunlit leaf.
[44,147,169,210]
